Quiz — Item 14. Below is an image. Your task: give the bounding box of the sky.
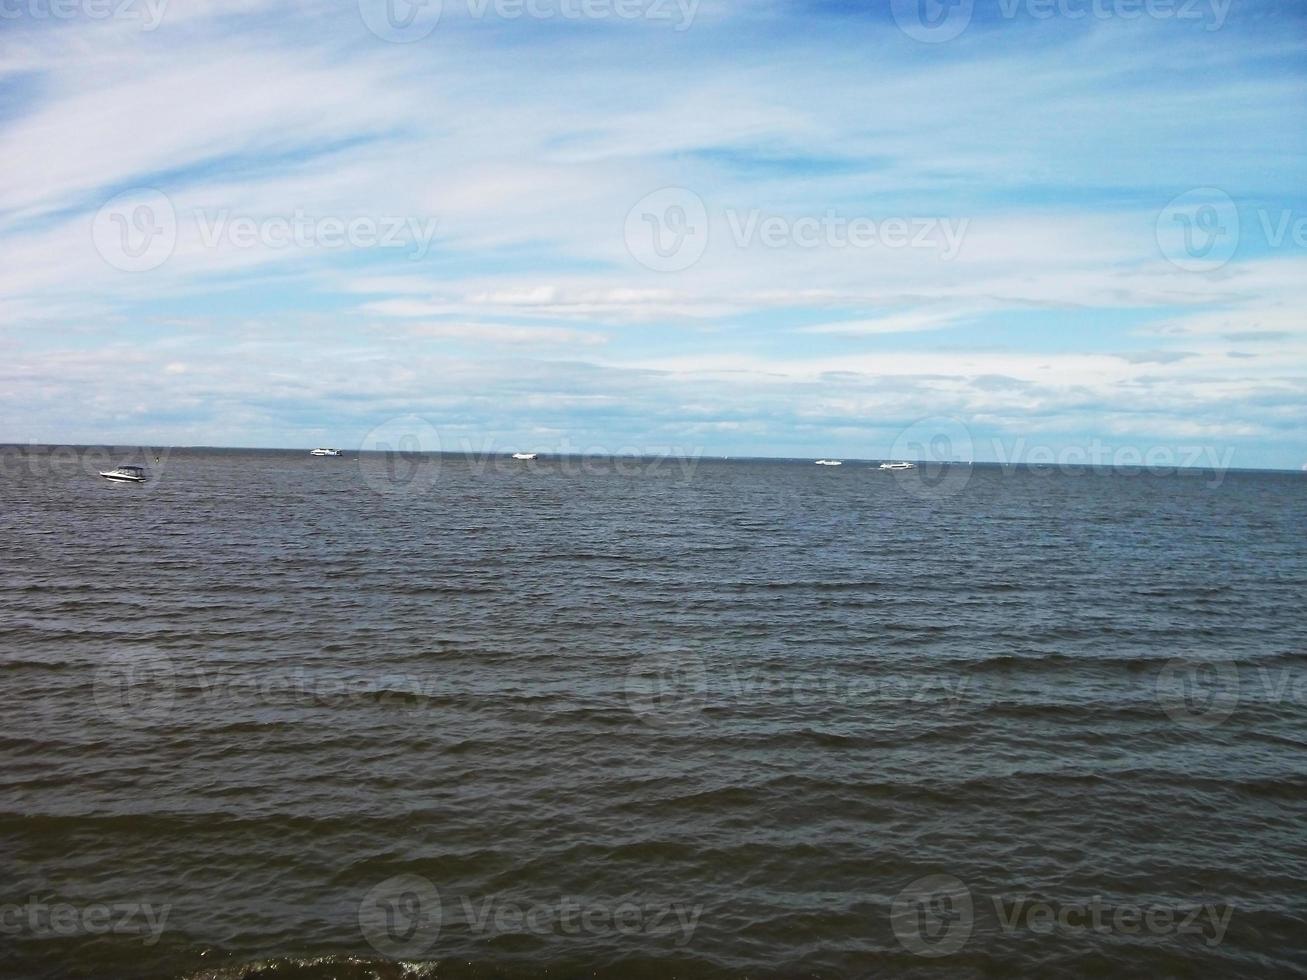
[1,0,1305,468]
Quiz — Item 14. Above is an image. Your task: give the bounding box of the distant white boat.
[309,448,342,457]
[879,461,916,471]
[814,459,842,466]
[100,465,146,483]
[511,452,537,460]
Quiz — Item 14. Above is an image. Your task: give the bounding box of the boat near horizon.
[512,452,537,460]
[879,461,916,471]
[99,465,147,483]
[814,459,842,466]
[309,448,342,457]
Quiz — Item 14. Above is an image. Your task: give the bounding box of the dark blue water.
[3,446,1305,979]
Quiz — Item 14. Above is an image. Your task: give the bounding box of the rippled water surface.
[3,447,1306,979]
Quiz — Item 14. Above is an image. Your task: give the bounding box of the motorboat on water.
[814,459,842,466]
[100,465,147,483]
[309,448,342,457]
[511,452,537,460]
[879,461,916,471]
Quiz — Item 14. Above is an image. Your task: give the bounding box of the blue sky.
[1,0,1305,467]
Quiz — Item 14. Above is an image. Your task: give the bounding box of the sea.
[3,445,1305,979]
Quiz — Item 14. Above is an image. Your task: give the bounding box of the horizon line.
[4,442,1305,475]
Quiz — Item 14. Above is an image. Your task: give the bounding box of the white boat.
[309,448,342,457]
[879,461,916,471]
[814,459,842,466]
[511,452,537,460]
[100,465,147,483]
